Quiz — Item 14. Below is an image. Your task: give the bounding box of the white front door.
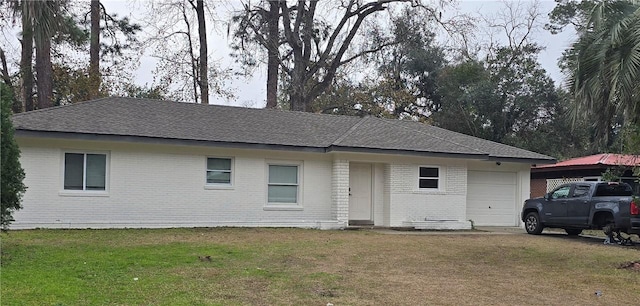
[349,163,373,223]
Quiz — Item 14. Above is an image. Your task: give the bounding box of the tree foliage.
[123,83,168,100]
[0,84,26,229]
[312,75,418,118]
[567,0,640,148]
[428,0,594,159]
[86,0,141,100]
[20,0,91,110]
[312,7,445,120]
[547,0,598,33]
[3,0,142,110]
[19,0,69,110]
[507,89,593,159]
[432,46,588,159]
[369,7,446,119]
[310,0,592,158]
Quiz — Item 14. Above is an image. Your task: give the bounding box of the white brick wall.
[387,164,468,227]
[13,138,339,229]
[13,137,531,230]
[446,166,467,195]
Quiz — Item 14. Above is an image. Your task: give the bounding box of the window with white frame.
[206,158,232,185]
[64,152,107,191]
[419,166,440,189]
[267,164,299,204]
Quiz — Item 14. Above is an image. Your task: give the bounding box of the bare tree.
[232,0,461,112]
[145,0,229,103]
[282,0,414,111]
[474,0,544,63]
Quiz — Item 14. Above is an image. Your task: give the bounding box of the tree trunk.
[89,0,101,99]
[34,31,53,109]
[20,4,34,112]
[289,69,308,112]
[195,0,208,104]
[265,1,279,108]
[0,48,11,87]
[290,91,304,112]
[0,47,21,113]
[180,2,199,103]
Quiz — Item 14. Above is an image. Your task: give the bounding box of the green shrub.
[1,83,26,229]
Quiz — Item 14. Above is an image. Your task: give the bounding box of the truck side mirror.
[544,193,551,201]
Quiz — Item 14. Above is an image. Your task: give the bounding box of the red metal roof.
[533,154,640,169]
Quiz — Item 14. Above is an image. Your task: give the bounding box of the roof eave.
[531,164,636,173]
[14,130,328,153]
[327,145,489,160]
[15,129,554,163]
[489,156,556,165]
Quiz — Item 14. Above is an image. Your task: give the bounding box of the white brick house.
[11,97,554,230]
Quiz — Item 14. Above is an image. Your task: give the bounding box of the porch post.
[332,159,349,226]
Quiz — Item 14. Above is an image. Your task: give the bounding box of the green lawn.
[1,228,639,305]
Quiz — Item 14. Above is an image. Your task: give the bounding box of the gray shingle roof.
[12,97,554,163]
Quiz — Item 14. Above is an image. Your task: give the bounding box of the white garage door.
[467,171,517,226]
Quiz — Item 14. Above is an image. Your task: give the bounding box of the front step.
[348,220,374,226]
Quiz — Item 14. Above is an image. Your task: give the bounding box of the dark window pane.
[64,153,84,190]
[207,158,231,170]
[572,186,590,197]
[419,167,438,178]
[595,184,633,196]
[419,178,438,189]
[86,154,106,190]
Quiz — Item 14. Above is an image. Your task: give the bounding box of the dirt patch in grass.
[2,228,640,305]
[618,261,640,272]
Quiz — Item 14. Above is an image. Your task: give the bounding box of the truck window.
[551,186,571,199]
[572,185,590,197]
[621,178,640,195]
[594,183,633,196]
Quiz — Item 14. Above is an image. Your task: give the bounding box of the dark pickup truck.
[521,182,640,239]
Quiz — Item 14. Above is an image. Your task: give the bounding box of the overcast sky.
[103,0,578,107]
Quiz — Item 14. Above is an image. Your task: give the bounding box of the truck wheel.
[565,229,582,236]
[524,212,543,235]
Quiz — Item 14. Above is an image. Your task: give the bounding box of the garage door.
[466,171,517,226]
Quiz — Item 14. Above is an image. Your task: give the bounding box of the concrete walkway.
[367,226,525,235]
[475,226,525,234]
